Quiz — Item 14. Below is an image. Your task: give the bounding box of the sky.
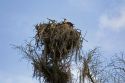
[0,0,125,83]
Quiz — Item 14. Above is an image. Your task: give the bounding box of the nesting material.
[35,19,83,61]
[23,19,83,83]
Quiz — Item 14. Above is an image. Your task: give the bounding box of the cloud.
[95,6,125,52]
[99,6,125,31]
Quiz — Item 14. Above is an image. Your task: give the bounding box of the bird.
[47,18,56,24]
[35,24,39,30]
[63,18,68,23]
[63,18,74,27]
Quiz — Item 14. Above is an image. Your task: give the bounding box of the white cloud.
[99,7,125,31]
[95,5,125,54]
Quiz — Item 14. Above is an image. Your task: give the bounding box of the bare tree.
[78,48,105,83]
[109,52,125,83]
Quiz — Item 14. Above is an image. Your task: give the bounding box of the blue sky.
[0,0,125,83]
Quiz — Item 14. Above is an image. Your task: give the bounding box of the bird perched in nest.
[47,18,57,28]
[47,18,56,24]
[35,24,39,30]
[63,18,74,27]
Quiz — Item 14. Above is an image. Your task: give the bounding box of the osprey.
[63,19,74,27]
[47,18,56,24]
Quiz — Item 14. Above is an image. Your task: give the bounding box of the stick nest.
[20,19,83,83]
[35,19,83,60]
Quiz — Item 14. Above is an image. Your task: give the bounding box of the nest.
[20,19,83,83]
[35,19,83,61]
